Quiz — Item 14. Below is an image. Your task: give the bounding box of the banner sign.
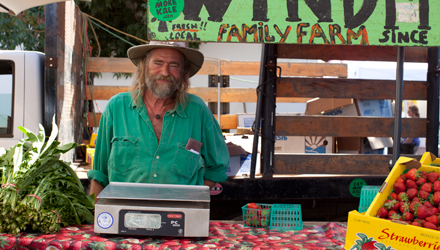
[147,0,438,47]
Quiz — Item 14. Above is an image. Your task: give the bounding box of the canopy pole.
[392,47,405,167]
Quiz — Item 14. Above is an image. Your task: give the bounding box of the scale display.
[119,210,185,236]
[124,213,161,229]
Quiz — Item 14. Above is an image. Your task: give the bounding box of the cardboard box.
[237,114,334,154]
[305,98,353,115]
[345,153,440,250]
[356,99,393,117]
[225,134,261,177]
[227,153,261,177]
[274,136,334,154]
[345,210,440,250]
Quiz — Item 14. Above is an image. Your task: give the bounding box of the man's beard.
[146,74,181,99]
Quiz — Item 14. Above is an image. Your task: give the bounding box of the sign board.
[147,0,438,46]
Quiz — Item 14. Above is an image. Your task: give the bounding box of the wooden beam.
[88,58,347,77]
[275,116,426,137]
[85,86,311,103]
[87,113,238,130]
[278,78,427,100]
[277,44,428,62]
[274,154,393,175]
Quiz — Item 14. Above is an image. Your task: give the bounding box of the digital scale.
[94,182,210,237]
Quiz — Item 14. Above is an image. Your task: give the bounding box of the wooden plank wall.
[85,60,347,129]
[273,44,428,175]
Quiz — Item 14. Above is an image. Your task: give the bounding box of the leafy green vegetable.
[0,116,94,234]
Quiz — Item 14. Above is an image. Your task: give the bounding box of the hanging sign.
[147,0,438,46]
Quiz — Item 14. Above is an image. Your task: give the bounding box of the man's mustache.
[151,75,176,82]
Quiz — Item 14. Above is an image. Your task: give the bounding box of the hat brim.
[127,44,204,77]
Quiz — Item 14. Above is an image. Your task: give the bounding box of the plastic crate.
[241,203,272,228]
[269,204,302,230]
[358,185,381,213]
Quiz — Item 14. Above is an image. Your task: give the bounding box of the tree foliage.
[77,0,150,58]
[0,7,45,52]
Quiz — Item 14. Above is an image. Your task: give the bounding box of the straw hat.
[127,41,204,77]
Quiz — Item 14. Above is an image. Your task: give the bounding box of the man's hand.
[203,179,216,190]
[90,180,104,203]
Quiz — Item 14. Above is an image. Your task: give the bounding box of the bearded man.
[87,42,229,200]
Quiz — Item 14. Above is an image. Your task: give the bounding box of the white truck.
[0,51,44,149]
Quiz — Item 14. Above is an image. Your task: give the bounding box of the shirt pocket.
[109,136,139,176]
[171,143,202,181]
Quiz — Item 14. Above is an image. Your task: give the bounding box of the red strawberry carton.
[345,153,440,250]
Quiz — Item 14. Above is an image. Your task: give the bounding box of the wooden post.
[208,75,230,132]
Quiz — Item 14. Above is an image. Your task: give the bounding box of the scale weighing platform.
[94,182,210,237]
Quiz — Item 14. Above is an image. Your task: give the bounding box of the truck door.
[0,51,44,150]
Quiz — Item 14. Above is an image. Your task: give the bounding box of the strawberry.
[416,177,427,186]
[390,213,402,221]
[407,188,418,200]
[421,171,428,178]
[0,236,16,250]
[421,183,432,193]
[424,201,434,208]
[389,192,398,200]
[388,210,398,219]
[403,211,415,222]
[424,222,438,230]
[426,215,439,226]
[412,221,422,227]
[247,203,258,209]
[432,191,440,205]
[429,207,439,215]
[406,179,418,189]
[406,168,420,181]
[416,205,432,219]
[397,192,409,202]
[384,200,400,211]
[434,181,440,192]
[393,182,406,194]
[376,207,389,218]
[427,172,440,183]
[400,201,409,214]
[419,190,430,200]
[400,173,408,181]
[413,197,420,202]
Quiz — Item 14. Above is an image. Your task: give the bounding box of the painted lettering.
[309,24,329,44]
[329,24,346,44]
[297,23,309,43]
[274,24,291,43]
[379,29,429,45]
[217,24,230,42]
[169,31,200,41]
[347,25,369,45]
[241,24,258,42]
[264,25,275,42]
[181,0,431,37]
[227,25,243,42]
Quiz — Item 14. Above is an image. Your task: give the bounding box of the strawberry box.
[345,153,440,250]
[242,203,272,228]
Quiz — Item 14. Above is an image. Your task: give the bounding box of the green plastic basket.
[269,204,302,230]
[358,185,381,213]
[241,203,272,228]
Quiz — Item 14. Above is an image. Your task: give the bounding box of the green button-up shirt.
[87,92,229,187]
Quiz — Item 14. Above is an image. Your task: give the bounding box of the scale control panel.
[117,210,185,236]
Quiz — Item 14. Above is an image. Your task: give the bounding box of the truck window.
[0,60,14,137]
